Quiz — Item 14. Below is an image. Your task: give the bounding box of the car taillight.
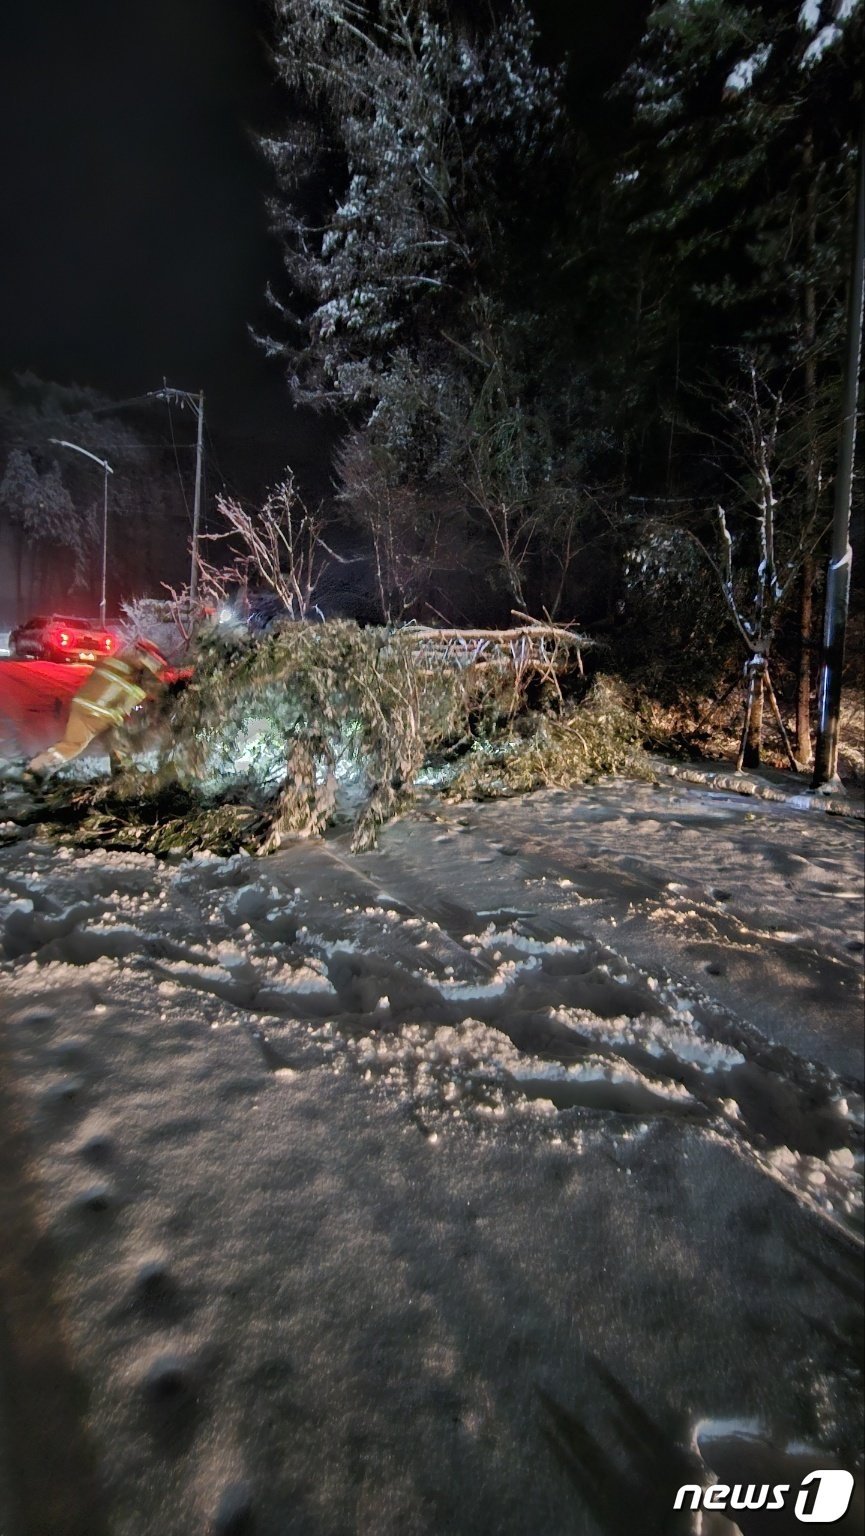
[104,635,114,650]
[59,631,70,647]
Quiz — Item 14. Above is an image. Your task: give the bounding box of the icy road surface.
[0,658,87,757]
[0,781,862,1535]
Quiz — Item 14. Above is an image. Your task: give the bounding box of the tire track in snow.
[1,829,861,1243]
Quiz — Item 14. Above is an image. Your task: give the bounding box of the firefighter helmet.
[133,637,167,672]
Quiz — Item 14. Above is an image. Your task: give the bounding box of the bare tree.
[681,355,834,769]
[461,451,535,611]
[208,478,337,620]
[336,432,470,622]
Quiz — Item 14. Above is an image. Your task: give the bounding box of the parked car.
[246,593,294,634]
[8,614,119,664]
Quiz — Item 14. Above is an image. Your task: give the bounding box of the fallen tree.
[403,617,586,699]
[0,619,653,860]
[159,618,593,850]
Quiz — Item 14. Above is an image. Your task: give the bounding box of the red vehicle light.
[39,620,118,660]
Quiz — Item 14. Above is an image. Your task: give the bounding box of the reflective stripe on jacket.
[71,654,154,727]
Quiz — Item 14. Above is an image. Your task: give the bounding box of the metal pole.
[812,115,865,789]
[100,460,109,627]
[190,390,204,607]
[48,439,113,624]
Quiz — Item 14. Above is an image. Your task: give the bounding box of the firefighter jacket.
[70,650,165,728]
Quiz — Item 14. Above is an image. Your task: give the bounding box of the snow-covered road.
[0,781,862,1534]
[0,658,86,757]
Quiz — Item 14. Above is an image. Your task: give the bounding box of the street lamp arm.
[49,438,114,474]
[49,437,113,625]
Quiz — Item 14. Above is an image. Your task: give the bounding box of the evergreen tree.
[608,0,862,475]
[0,375,191,612]
[261,0,597,614]
[0,446,42,528]
[0,446,81,607]
[600,0,862,756]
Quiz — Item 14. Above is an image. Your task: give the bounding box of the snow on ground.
[0,780,862,1534]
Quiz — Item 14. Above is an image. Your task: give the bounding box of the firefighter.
[28,637,171,777]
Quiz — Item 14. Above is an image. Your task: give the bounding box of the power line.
[204,420,233,491]
[165,397,192,523]
[0,391,166,433]
[6,436,197,453]
[203,430,249,507]
[147,385,205,603]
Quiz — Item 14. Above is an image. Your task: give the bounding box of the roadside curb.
[649,758,865,821]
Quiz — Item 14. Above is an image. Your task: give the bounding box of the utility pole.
[812,117,865,790]
[49,439,114,625]
[191,390,205,607]
[147,384,205,607]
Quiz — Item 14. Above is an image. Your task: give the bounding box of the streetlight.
[49,439,114,626]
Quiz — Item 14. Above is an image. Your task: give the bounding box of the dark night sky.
[0,0,648,492]
[0,0,291,474]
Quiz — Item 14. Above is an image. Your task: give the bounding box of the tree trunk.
[743,673,765,769]
[796,553,815,763]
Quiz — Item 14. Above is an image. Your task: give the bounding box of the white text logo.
[674,1469,855,1523]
